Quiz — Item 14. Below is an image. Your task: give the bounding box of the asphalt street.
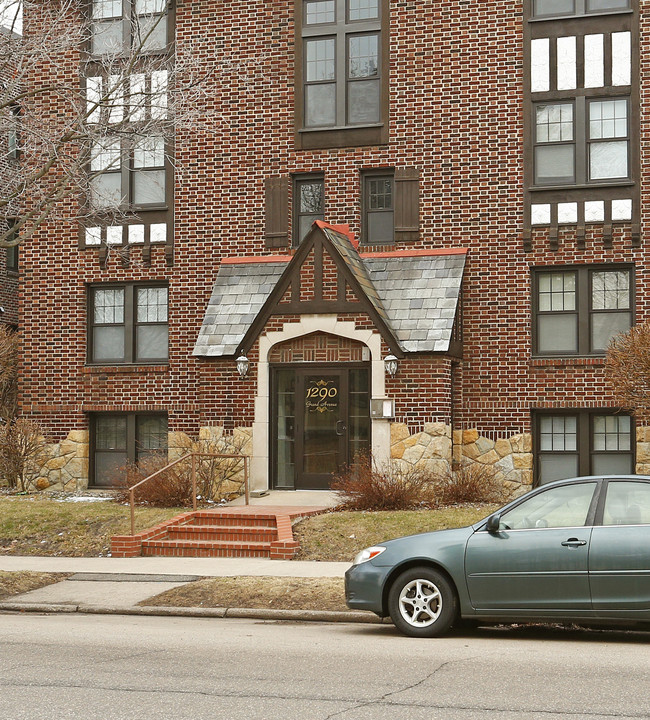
[1,613,649,720]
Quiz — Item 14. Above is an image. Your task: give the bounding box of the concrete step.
[168,524,278,542]
[141,538,272,558]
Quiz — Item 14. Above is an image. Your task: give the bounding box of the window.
[535,411,633,485]
[89,283,168,363]
[89,136,168,211]
[498,481,597,529]
[293,175,324,245]
[525,2,637,232]
[603,480,650,525]
[533,266,633,355]
[7,103,19,161]
[5,220,18,273]
[91,412,167,487]
[90,0,171,56]
[534,98,629,186]
[362,171,393,244]
[532,0,630,17]
[6,245,18,274]
[297,0,388,149]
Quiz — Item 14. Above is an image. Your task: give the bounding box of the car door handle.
[561,538,587,547]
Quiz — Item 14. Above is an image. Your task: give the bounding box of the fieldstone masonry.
[38,430,89,491]
[635,426,650,475]
[33,423,650,492]
[390,422,534,497]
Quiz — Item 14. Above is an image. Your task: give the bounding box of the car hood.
[369,525,476,567]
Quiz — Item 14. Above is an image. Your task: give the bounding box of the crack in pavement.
[0,677,648,718]
[321,657,466,720]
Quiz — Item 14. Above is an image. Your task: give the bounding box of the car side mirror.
[486,514,501,534]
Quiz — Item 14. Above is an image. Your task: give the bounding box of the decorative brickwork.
[268,332,366,364]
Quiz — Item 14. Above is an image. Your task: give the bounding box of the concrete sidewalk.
[0,555,383,625]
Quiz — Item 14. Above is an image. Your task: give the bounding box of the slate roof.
[192,260,288,357]
[321,226,392,331]
[364,253,466,353]
[193,226,466,357]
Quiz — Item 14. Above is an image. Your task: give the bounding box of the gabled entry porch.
[193,221,467,497]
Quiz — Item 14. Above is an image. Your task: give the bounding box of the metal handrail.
[128,452,249,536]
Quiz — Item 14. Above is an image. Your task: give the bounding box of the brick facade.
[18,1,649,492]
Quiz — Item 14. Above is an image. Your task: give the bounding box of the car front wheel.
[388,567,457,638]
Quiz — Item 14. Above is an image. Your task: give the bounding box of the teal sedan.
[344,475,650,637]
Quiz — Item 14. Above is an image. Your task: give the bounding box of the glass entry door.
[272,366,369,490]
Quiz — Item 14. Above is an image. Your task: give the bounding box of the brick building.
[19,0,649,494]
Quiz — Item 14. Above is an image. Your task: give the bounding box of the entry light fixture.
[384,354,398,378]
[236,354,249,379]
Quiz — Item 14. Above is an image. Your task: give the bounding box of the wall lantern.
[236,354,249,379]
[384,354,398,378]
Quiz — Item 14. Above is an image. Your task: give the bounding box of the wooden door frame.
[270,363,370,490]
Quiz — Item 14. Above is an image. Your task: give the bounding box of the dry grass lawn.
[0,571,69,599]
[142,576,348,612]
[293,504,497,562]
[0,495,185,556]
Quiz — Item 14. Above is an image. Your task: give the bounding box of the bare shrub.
[114,431,249,508]
[435,463,506,506]
[0,418,50,491]
[114,453,193,508]
[172,431,248,503]
[0,326,18,421]
[332,454,438,511]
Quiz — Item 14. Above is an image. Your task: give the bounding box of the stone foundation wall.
[390,422,533,497]
[35,425,253,492]
[636,426,650,474]
[38,430,89,491]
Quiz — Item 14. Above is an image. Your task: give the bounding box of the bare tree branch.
[605,322,650,422]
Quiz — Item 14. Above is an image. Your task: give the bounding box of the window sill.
[299,122,384,134]
[84,364,169,374]
[528,181,634,193]
[530,357,606,367]
[296,123,388,150]
[528,9,632,22]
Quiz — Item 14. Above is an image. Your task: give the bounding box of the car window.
[603,481,650,526]
[499,482,597,530]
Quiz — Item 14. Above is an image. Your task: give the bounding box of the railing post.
[244,456,250,506]
[191,453,197,512]
[130,487,135,537]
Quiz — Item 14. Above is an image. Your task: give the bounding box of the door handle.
[336,420,347,436]
[561,538,587,547]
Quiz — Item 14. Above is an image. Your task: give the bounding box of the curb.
[0,601,386,624]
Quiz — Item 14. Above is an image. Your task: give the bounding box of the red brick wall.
[18,0,647,458]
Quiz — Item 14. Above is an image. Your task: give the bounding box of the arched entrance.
[270,332,370,489]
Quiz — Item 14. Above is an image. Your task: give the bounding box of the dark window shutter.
[394,167,420,242]
[265,176,289,249]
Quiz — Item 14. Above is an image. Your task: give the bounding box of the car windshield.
[499,482,597,530]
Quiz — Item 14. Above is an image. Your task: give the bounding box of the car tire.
[387,566,457,638]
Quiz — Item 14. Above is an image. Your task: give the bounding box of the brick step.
[189,513,277,528]
[141,538,271,559]
[168,524,278,542]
